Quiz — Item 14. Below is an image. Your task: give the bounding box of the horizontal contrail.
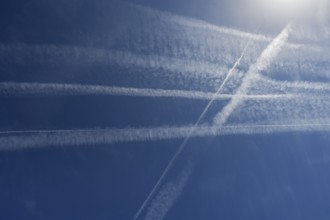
[0,81,300,100]
[264,41,330,80]
[0,43,242,88]
[1,3,326,93]
[227,97,330,126]
[213,25,292,125]
[255,75,330,94]
[2,44,330,93]
[1,123,330,151]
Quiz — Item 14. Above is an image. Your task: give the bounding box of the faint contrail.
[255,75,330,94]
[127,2,315,52]
[264,43,330,80]
[0,81,300,100]
[129,2,269,42]
[143,167,192,220]
[132,33,254,220]
[2,42,328,93]
[2,123,330,151]
[2,77,330,101]
[227,96,330,126]
[0,43,248,90]
[213,24,292,125]
[0,44,226,76]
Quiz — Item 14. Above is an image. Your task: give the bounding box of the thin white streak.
[191,38,251,131]
[213,25,292,125]
[132,35,253,220]
[1,123,330,151]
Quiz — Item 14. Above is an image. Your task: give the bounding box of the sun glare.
[251,0,315,22]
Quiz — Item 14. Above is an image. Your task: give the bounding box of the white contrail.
[127,2,317,52]
[227,97,330,126]
[0,81,299,100]
[254,75,330,94]
[213,25,292,125]
[129,2,269,42]
[2,75,330,101]
[0,44,227,76]
[261,43,330,80]
[2,43,328,92]
[132,33,254,220]
[143,167,192,220]
[2,43,329,93]
[0,43,248,91]
[2,123,330,151]
[1,3,325,92]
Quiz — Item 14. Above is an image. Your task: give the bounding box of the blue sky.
[1,0,330,219]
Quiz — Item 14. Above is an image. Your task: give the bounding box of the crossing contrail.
[131,23,292,220]
[213,24,292,125]
[132,32,255,220]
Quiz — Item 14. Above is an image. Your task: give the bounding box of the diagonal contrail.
[132,38,254,220]
[132,24,293,220]
[213,24,292,126]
